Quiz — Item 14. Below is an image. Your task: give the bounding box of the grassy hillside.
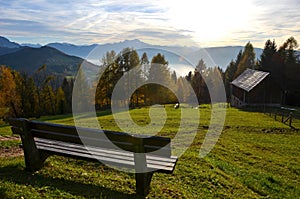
[0,105,299,198]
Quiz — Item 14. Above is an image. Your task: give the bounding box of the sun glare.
[163,0,257,46]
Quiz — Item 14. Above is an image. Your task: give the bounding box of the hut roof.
[231,68,269,92]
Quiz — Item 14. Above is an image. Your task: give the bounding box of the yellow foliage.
[0,65,21,117]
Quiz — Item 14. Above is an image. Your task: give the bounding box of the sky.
[1,0,300,48]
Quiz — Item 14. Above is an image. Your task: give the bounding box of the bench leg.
[135,172,153,196]
[19,119,49,172]
[20,136,50,172]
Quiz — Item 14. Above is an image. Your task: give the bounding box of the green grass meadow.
[0,105,299,198]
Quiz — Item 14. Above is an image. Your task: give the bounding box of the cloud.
[0,0,299,47]
[124,29,196,46]
[0,1,173,44]
[127,29,193,40]
[245,0,300,45]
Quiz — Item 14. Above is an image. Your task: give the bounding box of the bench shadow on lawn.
[0,164,140,199]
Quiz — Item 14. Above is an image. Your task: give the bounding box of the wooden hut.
[230,68,280,107]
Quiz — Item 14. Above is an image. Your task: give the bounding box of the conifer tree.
[234,42,256,78]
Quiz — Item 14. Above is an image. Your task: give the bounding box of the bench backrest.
[10,118,171,157]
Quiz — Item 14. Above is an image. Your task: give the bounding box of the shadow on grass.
[0,164,142,199]
[0,187,8,199]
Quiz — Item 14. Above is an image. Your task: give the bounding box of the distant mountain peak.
[47,42,76,47]
[122,39,148,45]
[21,43,42,48]
[0,36,20,48]
[123,38,142,43]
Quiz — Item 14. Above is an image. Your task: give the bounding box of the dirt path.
[0,135,20,141]
[0,135,23,157]
[0,147,23,157]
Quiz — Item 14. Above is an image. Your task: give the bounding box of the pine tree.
[62,77,74,113]
[191,59,210,104]
[259,39,277,72]
[141,52,150,79]
[277,37,299,105]
[176,77,192,102]
[185,71,192,82]
[171,71,177,84]
[234,42,256,78]
[224,60,237,99]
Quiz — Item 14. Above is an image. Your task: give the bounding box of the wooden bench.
[9,118,178,196]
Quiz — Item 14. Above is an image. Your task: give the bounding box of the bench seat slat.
[37,145,136,169]
[36,138,177,164]
[35,138,177,172]
[37,144,176,172]
[36,138,133,157]
[35,140,135,162]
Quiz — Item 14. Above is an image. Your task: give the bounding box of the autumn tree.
[15,73,38,117]
[147,53,176,104]
[176,76,193,102]
[128,49,142,107]
[115,48,142,107]
[73,67,90,112]
[95,50,118,109]
[206,67,225,103]
[56,87,67,114]
[95,48,142,108]
[0,66,21,118]
[34,64,48,116]
[43,76,56,115]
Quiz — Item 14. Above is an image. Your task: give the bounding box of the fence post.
[289,112,293,127]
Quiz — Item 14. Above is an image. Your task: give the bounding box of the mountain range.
[0,36,100,77]
[0,46,86,76]
[45,39,263,70]
[0,36,264,77]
